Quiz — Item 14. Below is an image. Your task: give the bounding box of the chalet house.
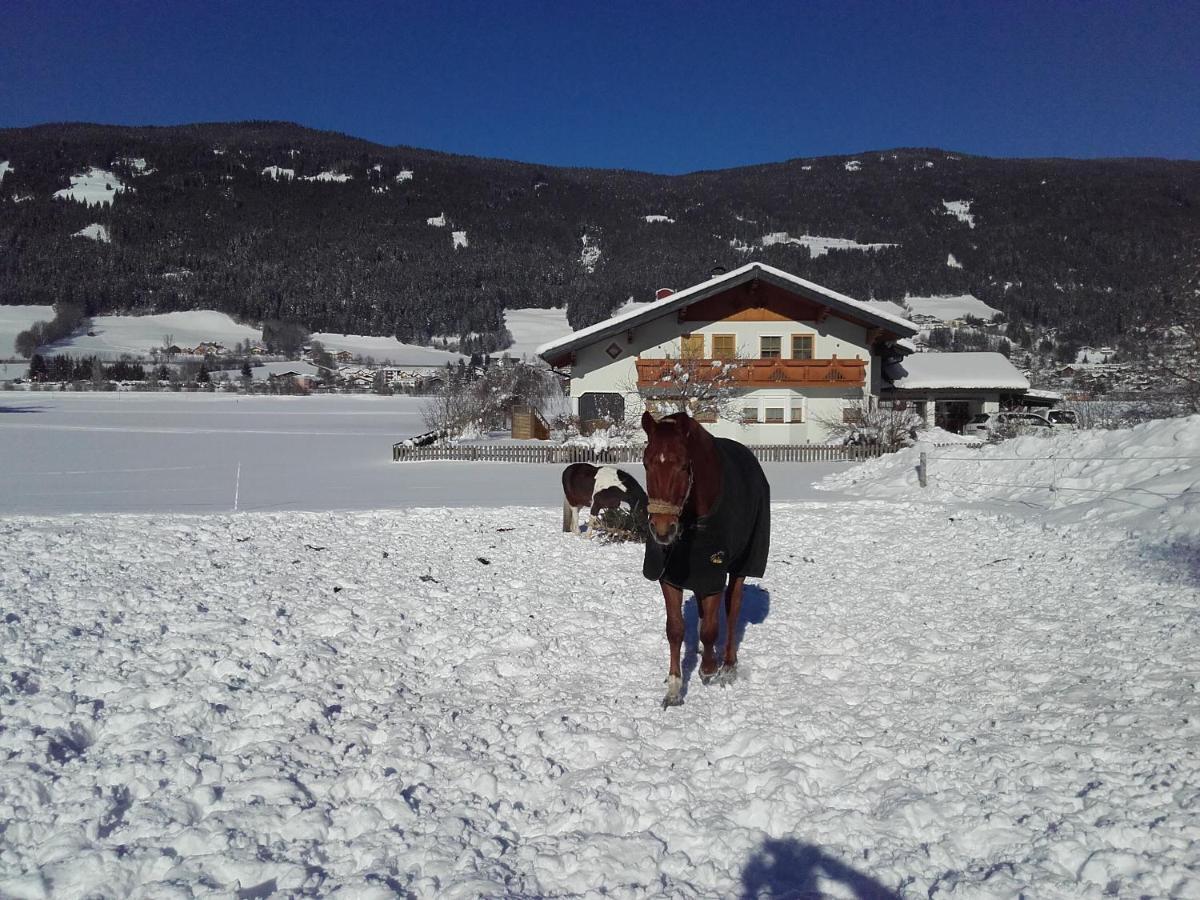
[538,263,921,443]
[880,351,1032,433]
[537,263,1039,441]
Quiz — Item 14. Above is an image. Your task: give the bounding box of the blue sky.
[2,0,1196,173]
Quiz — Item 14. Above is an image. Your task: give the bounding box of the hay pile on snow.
[821,415,1200,546]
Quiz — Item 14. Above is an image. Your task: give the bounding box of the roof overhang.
[536,262,918,366]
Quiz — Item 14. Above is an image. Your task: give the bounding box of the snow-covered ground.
[72,224,111,244]
[0,305,54,356]
[306,333,462,366]
[0,394,846,515]
[1,400,1197,897]
[40,311,262,360]
[53,168,127,206]
[760,233,897,258]
[904,294,1000,322]
[502,307,572,360]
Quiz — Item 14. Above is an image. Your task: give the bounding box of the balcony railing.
[636,357,866,389]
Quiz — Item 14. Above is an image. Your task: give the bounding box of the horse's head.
[642,410,697,546]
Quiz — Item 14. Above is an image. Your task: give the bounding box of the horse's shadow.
[681,584,770,698]
[740,837,900,899]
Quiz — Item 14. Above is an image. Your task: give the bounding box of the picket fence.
[392,442,890,464]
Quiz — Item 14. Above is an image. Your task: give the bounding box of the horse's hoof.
[662,675,683,709]
[699,669,718,686]
[716,665,738,687]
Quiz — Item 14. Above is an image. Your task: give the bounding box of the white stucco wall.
[568,309,874,444]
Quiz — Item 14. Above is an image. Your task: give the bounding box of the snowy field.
[0,394,845,516]
[502,308,572,361]
[12,305,569,365]
[903,295,1001,323]
[42,312,262,361]
[0,305,54,357]
[1,400,1197,897]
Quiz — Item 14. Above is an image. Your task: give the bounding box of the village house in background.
[538,263,1037,442]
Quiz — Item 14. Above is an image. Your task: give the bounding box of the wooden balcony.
[636,357,866,389]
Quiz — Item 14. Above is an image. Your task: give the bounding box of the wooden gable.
[680,280,863,329]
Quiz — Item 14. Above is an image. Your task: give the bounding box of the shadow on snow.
[680,583,770,699]
[741,837,900,899]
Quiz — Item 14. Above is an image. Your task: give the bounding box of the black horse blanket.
[643,437,770,595]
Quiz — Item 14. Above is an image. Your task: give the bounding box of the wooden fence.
[392,441,891,463]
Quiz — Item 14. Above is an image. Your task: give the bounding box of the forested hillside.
[1,121,1196,353]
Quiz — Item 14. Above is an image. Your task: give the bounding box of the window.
[741,406,759,423]
[790,403,806,423]
[712,334,736,360]
[692,401,717,423]
[843,407,864,424]
[680,334,704,359]
[765,407,784,423]
[760,336,782,359]
[791,334,814,359]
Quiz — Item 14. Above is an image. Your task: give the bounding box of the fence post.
[918,451,927,488]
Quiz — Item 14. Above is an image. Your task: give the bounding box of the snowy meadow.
[1,397,1198,897]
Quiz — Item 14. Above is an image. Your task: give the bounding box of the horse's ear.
[641,410,656,436]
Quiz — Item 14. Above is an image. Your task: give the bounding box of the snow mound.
[261,166,295,181]
[822,415,1200,546]
[427,213,446,227]
[54,168,127,206]
[73,224,111,243]
[947,253,963,269]
[844,159,861,171]
[761,233,897,258]
[0,161,12,183]
[396,170,414,182]
[643,215,675,223]
[942,200,975,227]
[452,230,468,249]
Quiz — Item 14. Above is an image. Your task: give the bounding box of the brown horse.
[561,463,648,534]
[641,411,770,707]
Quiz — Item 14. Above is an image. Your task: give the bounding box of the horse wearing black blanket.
[641,411,770,708]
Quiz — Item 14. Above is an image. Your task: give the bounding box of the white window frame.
[789,396,807,423]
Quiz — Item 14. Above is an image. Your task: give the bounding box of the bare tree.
[815,399,923,447]
[622,355,750,425]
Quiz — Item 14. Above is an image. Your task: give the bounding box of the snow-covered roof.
[884,352,1030,390]
[537,262,917,362]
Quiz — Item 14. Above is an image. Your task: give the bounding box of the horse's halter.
[647,464,692,518]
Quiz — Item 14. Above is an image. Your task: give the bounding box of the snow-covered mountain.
[1,121,1197,352]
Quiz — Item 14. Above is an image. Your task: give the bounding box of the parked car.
[1044,408,1079,429]
[962,411,1053,439]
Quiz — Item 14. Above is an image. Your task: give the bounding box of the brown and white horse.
[641,411,771,707]
[561,463,648,534]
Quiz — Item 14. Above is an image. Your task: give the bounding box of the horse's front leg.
[718,576,745,684]
[661,582,685,708]
[698,591,722,683]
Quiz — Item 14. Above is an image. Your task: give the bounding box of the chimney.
[655,288,675,301]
